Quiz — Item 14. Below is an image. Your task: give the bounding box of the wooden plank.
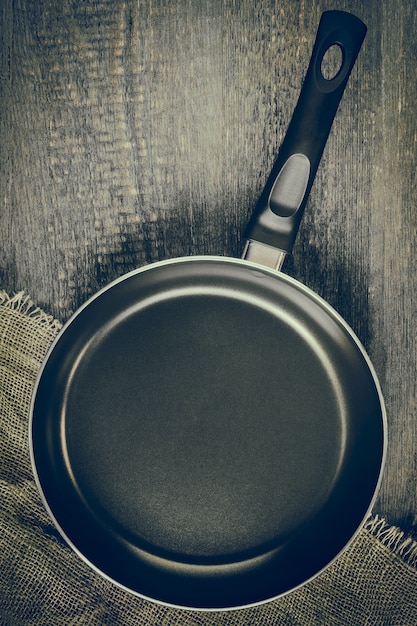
[0,0,416,537]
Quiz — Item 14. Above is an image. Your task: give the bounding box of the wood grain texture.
[1,0,416,537]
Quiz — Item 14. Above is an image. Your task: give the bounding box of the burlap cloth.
[1,290,416,625]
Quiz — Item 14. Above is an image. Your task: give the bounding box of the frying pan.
[29,11,386,610]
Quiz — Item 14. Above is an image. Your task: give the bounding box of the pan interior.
[31,258,384,603]
[64,290,342,560]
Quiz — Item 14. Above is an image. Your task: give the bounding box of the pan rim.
[28,255,387,611]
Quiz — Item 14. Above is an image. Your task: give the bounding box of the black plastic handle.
[244,10,367,254]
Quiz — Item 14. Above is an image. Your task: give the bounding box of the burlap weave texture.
[1,291,417,625]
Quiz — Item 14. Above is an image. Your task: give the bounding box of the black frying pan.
[29,11,386,610]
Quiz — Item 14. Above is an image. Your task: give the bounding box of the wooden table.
[1,0,416,539]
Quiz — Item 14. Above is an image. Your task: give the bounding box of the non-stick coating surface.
[30,257,385,609]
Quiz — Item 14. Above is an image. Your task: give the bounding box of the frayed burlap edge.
[365,514,417,569]
[0,291,62,332]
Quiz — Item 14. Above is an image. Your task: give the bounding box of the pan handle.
[243,10,367,269]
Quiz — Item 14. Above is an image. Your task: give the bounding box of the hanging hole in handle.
[320,44,344,80]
